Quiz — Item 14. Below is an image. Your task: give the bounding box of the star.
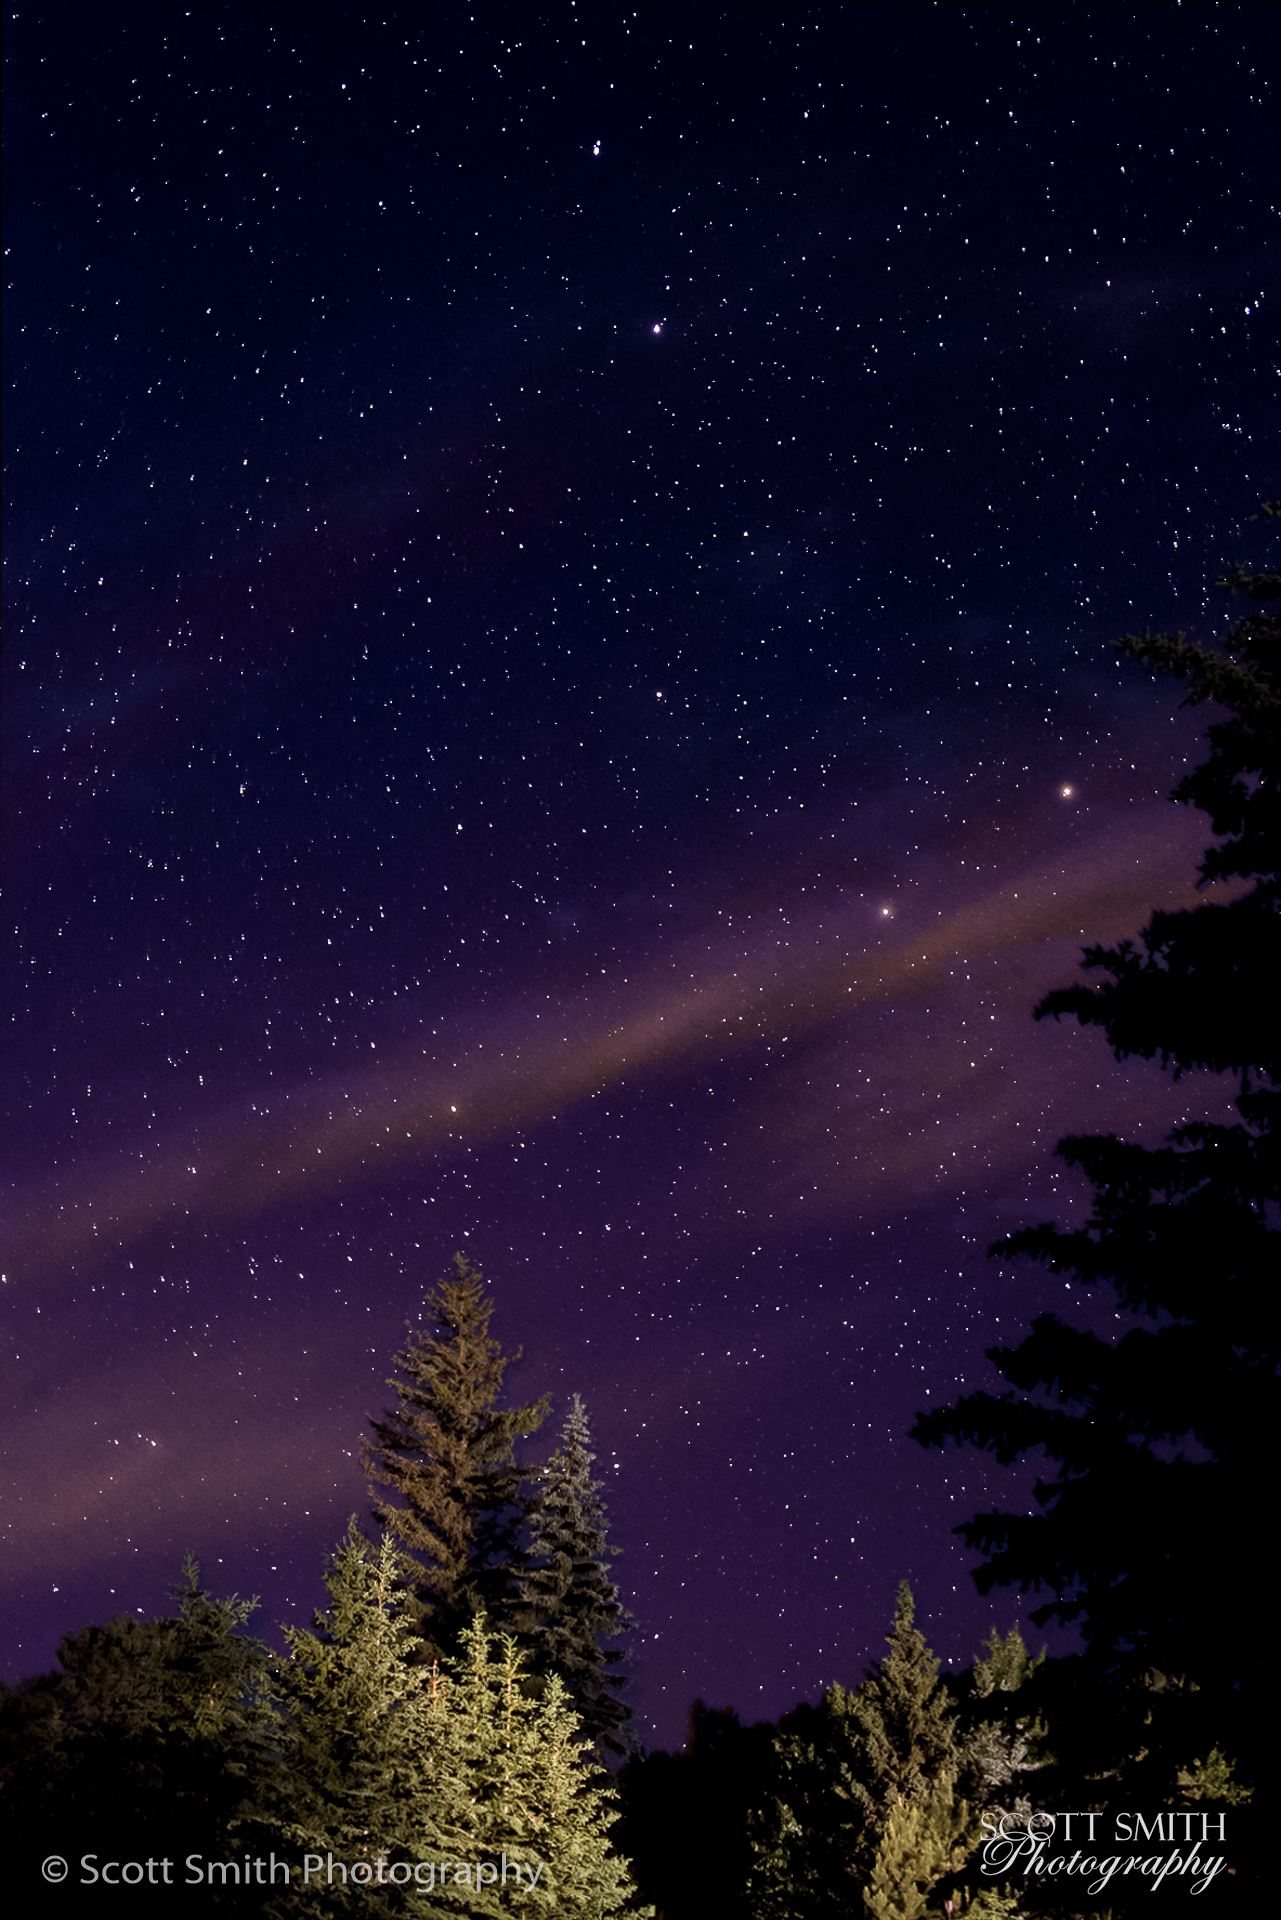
[4,0,1262,1757]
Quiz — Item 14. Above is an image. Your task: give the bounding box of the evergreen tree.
[413,1617,651,1917]
[275,1536,649,1917]
[0,1561,280,1907]
[365,1252,550,1654]
[864,1771,963,1920]
[848,1583,956,1836]
[518,1673,649,1918]
[747,1583,965,1919]
[276,1522,431,1902]
[747,1687,866,1920]
[953,1626,1045,1813]
[517,1395,634,1758]
[913,513,1281,1801]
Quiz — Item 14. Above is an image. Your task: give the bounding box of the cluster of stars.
[3,3,1269,1742]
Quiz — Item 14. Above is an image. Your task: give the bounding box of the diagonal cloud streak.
[6,814,1209,1281]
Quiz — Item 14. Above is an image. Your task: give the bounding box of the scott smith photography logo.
[979,1810,1232,1898]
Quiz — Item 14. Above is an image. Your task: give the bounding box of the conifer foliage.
[278,1523,431,1886]
[846,1581,958,1847]
[863,1773,963,1920]
[364,1253,550,1654]
[913,513,1281,1786]
[278,1527,650,1916]
[748,1583,970,1920]
[0,1562,280,1904]
[518,1394,634,1758]
[2,1524,650,1913]
[739,1585,1047,1920]
[416,1619,648,1916]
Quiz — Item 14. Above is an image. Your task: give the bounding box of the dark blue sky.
[4,3,1276,1743]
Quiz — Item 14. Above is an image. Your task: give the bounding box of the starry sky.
[4,4,1277,1744]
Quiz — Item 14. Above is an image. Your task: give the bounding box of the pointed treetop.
[363,1252,549,1654]
[518,1392,635,1759]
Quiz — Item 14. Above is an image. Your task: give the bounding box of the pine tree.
[413,1617,652,1917]
[747,1583,964,1919]
[913,512,1281,1796]
[864,1771,964,1920]
[277,1521,432,1896]
[848,1582,958,1853]
[0,1562,281,1904]
[747,1688,867,1920]
[364,1253,550,1655]
[517,1395,634,1758]
[277,1539,648,1916]
[519,1672,649,1916]
[745,1697,856,1920]
[954,1626,1046,1810]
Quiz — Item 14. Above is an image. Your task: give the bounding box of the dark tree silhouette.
[618,1701,775,1920]
[0,1562,280,1906]
[914,509,1280,1794]
[517,1393,635,1759]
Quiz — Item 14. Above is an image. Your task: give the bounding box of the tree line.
[1,1256,644,1913]
[627,514,1278,1916]
[2,519,1274,1915]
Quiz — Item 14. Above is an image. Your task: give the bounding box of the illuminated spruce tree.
[864,1772,964,1920]
[278,1523,431,1890]
[847,1581,958,1842]
[748,1583,965,1919]
[364,1253,549,1655]
[953,1624,1046,1811]
[277,1532,650,1917]
[415,1620,652,1917]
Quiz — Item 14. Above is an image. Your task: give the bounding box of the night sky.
[4,4,1277,1746]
